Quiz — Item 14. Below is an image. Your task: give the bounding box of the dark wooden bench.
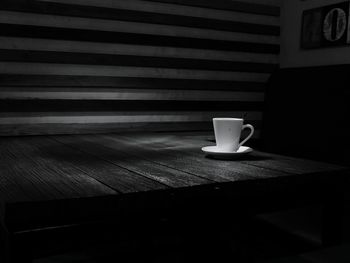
[256,65,350,255]
[263,65,350,166]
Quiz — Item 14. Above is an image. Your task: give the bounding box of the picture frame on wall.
[301,1,350,49]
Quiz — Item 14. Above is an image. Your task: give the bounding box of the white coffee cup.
[213,118,254,152]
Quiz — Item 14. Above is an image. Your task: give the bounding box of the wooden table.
[0,132,349,262]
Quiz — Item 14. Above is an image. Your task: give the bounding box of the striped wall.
[0,0,280,136]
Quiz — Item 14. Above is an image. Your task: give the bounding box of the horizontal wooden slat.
[0,50,277,73]
[39,0,280,25]
[0,37,279,64]
[0,88,264,101]
[0,75,266,91]
[0,11,279,45]
[234,0,280,6]
[0,113,262,134]
[0,122,262,136]
[144,0,280,16]
[0,100,264,112]
[0,62,270,82]
[0,111,262,124]
[0,24,279,54]
[0,1,279,35]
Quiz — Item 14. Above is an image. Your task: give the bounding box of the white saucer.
[201,145,253,159]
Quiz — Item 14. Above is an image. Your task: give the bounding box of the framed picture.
[301,1,350,49]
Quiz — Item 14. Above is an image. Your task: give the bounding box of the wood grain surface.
[1,132,348,262]
[0,132,346,220]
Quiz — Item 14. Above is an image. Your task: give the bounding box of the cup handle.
[239,124,254,147]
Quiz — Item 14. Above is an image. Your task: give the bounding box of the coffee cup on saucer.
[213,118,254,152]
[201,118,254,157]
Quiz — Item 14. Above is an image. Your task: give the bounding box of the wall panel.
[0,0,280,136]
